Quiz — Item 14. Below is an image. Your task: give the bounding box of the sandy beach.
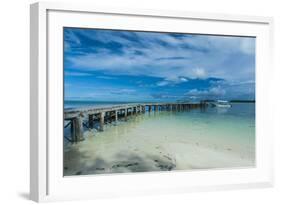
[64,108,255,176]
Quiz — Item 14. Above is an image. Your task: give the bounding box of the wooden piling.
[124,108,128,120]
[72,116,84,142]
[70,119,74,140]
[99,112,105,131]
[115,110,118,122]
[88,114,94,129]
[155,105,158,112]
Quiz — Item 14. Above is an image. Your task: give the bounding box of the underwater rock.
[112,162,139,169]
[156,164,176,171]
[163,155,172,161]
[95,168,105,171]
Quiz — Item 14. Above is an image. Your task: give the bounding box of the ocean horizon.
[64,100,255,109]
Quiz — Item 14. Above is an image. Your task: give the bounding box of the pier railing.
[64,102,207,142]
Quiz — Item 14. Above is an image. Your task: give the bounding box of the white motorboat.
[212,100,232,108]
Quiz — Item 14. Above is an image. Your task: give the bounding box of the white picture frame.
[30,1,274,202]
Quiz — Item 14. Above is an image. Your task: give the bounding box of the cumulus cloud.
[184,86,226,98]
[65,29,255,82]
[156,81,170,87]
[183,78,255,100]
[156,76,188,87]
[192,68,207,79]
[151,93,180,99]
[64,28,255,100]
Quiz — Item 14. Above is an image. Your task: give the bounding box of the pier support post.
[115,110,118,122]
[124,108,128,120]
[155,105,158,112]
[99,112,105,131]
[70,119,74,140]
[72,116,84,142]
[149,105,152,112]
[109,111,114,123]
[88,114,94,129]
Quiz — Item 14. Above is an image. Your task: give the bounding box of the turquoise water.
[63,102,255,176]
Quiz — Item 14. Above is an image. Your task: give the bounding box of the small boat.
[211,100,232,108]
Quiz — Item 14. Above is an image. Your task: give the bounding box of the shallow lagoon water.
[64,103,255,176]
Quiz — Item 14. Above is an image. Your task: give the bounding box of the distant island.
[199,99,255,103]
[229,100,255,103]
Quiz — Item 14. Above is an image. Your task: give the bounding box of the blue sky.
[64,28,255,102]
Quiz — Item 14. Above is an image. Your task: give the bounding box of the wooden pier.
[64,102,207,142]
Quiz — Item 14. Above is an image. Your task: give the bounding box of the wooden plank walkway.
[64,102,207,142]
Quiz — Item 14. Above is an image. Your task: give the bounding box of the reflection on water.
[64,103,255,176]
